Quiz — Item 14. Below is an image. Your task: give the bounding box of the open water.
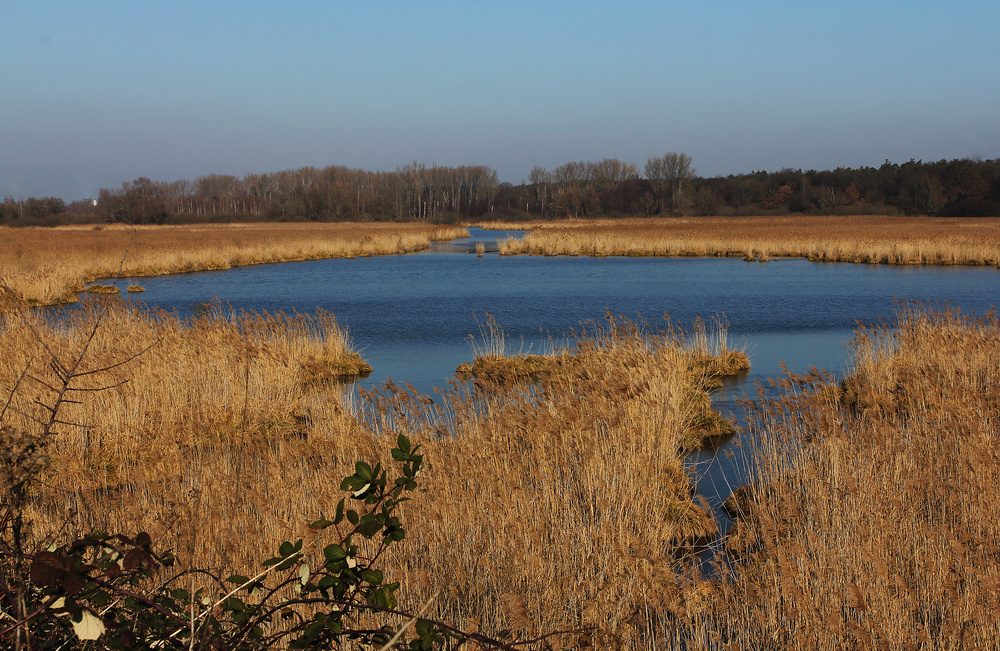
[105,227,1000,547]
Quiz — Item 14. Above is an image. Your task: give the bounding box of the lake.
[111,227,1000,544]
[116,228,999,393]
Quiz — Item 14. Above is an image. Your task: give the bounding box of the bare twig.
[376,590,439,651]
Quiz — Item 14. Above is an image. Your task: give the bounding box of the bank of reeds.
[10,293,992,648]
[456,315,748,448]
[489,216,1000,267]
[430,225,471,241]
[3,302,743,647]
[0,222,461,306]
[709,303,1000,648]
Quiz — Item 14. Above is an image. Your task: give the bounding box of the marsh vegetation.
[488,215,1000,266]
[0,222,468,306]
[2,220,998,648]
[4,294,996,648]
[1,298,743,647]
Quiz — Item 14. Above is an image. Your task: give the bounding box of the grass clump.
[299,352,372,385]
[84,283,120,294]
[430,225,471,241]
[458,315,745,452]
[456,353,560,384]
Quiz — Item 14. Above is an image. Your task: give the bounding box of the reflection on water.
[114,228,999,398]
[96,226,1000,550]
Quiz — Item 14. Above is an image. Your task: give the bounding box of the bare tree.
[588,158,639,190]
[529,166,552,215]
[645,153,695,216]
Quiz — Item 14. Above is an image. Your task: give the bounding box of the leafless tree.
[645,153,695,216]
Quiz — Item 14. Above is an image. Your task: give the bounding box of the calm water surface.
[121,229,999,391]
[112,228,1000,543]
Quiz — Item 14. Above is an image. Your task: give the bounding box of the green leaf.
[357,514,383,539]
[397,434,411,454]
[368,586,397,610]
[323,544,347,563]
[334,499,345,524]
[275,554,300,571]
[346,510,359,526]
[360,568,383,585]
[279,541,295,558]
[355,461,373,481]
[309,519,334,530]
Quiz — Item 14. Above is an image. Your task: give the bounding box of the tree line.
[3,156,1000,225]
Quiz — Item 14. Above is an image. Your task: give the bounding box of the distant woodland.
[4,155,1000,226]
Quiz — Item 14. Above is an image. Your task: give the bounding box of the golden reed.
[486,215,1000,266]
[4,302,740,647]
[0,223,468,306]
[714,302,1000,649]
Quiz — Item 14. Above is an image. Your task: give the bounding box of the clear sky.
[3,0,999,200]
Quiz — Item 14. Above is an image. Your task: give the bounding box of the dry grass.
[456,316,747,450]
[0,222,457,306]
[4,303,742,647]
[709,303,1000,648]
[430,225,471,241]
[376,315,736,643]
[9,279,992,647]
[487,215,1000,266]
[2,301,375,575]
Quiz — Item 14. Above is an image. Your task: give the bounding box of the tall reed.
[4,304,741,647]
[709,303,1000,648]
[0,222,455,306]
[489,216,1000,267]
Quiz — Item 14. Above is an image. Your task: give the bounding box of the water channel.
[106,227,1000,549]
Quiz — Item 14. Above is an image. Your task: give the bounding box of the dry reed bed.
[456,317,749,449]
[10,297,994,647]
[0,223,468,306]
[710,304,1000,649]
[5,303,741,646]
[486,216,1000,266]
[3,302,376,571]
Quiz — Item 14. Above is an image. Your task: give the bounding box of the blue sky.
[3,0,999,200]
